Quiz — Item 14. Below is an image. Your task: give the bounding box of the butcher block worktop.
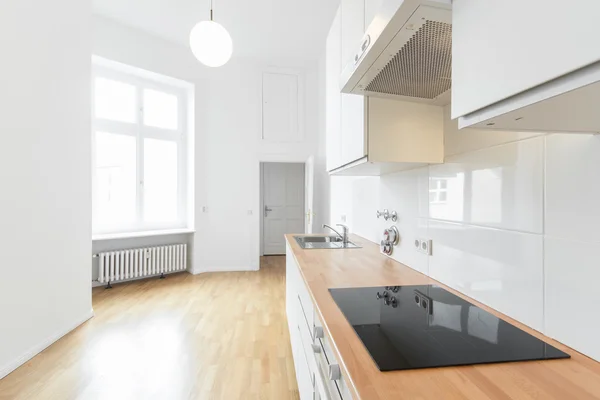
[285,234,600,400]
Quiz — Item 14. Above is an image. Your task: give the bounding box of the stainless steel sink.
[294,235,360,249]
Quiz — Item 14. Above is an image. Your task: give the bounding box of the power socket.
[414,238,432,255]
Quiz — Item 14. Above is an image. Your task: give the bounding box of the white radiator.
[98,244,187,285]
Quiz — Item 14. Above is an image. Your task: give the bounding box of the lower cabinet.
[286,243,353,400]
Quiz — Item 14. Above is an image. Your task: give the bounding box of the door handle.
[264,205,273,217]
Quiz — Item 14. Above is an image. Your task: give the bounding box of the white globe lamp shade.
[190,20,233,67]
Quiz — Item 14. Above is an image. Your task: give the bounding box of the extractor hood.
[340,0,452,106]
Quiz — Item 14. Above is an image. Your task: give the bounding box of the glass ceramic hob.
[329,285,569,371]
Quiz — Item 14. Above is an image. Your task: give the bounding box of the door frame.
[259,156,312,257]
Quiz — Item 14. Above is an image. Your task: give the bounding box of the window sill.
[92,228,195,241]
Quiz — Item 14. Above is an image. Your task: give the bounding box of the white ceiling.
[93,0,340,61]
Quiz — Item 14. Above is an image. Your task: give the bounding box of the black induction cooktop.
[329,285,569,371]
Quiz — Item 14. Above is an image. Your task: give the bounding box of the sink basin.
[294,235,361,249]
[296,235,342,243]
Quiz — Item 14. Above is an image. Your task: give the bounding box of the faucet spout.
[323,224,349,244]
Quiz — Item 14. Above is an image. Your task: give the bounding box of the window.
[92,62,191,235]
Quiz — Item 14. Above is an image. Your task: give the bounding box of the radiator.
[98,244,187,285]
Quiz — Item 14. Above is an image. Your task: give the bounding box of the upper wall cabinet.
[364,0,384,29]
[341,0,365,71]
[452,0,600,133]
[326,8,342,171]
[329,4,368,169]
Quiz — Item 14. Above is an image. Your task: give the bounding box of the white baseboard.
[0,309,94,380]
[192,266,260,274]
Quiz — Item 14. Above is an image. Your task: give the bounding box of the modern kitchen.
[286,0,600,399]
[2,0,600,398]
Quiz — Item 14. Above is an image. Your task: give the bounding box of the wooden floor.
[0,256,299,400]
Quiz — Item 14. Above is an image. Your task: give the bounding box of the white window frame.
[429,178,449,204]
[91,63,189,235]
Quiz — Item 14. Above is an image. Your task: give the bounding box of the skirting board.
[0,309,94,380]
[192,266,260,274]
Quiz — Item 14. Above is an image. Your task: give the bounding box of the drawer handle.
[311,344,321,354]
[313,326,324,339]
[328,364,341,381]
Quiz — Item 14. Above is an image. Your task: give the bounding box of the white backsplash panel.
[429,137,544,234]
[546,134,600,242]
[378,168,429,275]
[428,220,544,332]
[545,236,600,361]
[351,177,381,243]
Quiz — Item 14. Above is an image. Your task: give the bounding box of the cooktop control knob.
[328,364,341,381]
[386,226,400,245]
[380,240,392,255]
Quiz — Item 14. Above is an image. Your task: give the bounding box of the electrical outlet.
[341,215,347,223]
[416,238,432,255]
[414,239,422,251]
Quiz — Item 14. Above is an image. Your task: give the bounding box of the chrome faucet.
[323,224,349,244]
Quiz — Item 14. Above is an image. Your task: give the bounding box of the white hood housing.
[340,0,452,106]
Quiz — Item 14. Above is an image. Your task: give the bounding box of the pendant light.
[189,0,233,67]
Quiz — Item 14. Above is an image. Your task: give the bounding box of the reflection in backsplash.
[429,173,464,221]
[472,168,502,225]
[429,167,503,225]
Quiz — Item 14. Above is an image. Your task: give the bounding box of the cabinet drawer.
[297,296,318,381]
[296,337,315,400]
[314,314,353,400]
[290,255,314,333]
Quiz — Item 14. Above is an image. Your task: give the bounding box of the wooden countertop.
[285,234,600,400]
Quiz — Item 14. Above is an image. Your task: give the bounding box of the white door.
[263,163,305,255]
[304,156,314,234]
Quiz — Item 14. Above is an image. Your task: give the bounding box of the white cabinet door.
[364,0,384,29]
[296,340,315,400]
[341,0,365,71]
[340,94,366,166]
[286,245,298,333]
[452,0,600,119]
[326,7,342,172]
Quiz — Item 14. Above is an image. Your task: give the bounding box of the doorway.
[260,162,307,255]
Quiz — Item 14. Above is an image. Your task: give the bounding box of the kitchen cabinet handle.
[313,326,324,339]
[328,364,341,381]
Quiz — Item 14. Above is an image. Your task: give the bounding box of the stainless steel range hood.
[340,0,452,106]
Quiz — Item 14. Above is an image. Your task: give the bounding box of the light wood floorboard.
[0,256,299,400]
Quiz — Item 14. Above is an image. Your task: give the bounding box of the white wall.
[329,104,600,361]
[93,16,320,273]
[0,0,92,379]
